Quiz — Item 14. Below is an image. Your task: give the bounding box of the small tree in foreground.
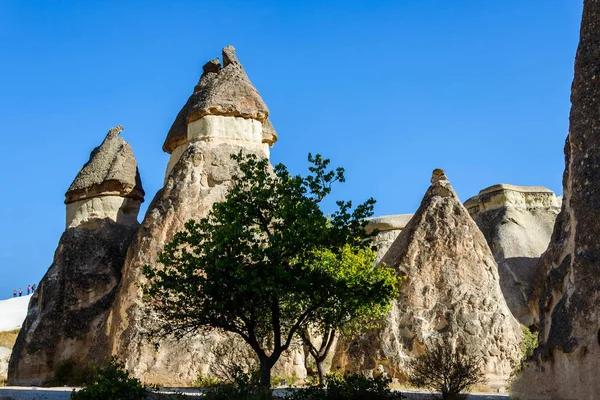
[298,246,401,385]
[143,153,399,392]
[408,341,487,400]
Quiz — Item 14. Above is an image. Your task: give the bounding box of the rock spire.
[335,170,522,389]
[8,128,144,385]
[514,2,600,398]
[105,46,303,385]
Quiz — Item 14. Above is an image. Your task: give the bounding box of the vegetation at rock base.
[143,152,400,391]
[70,357,147,400]
[0,330,19,349]
[510,324,538,382]
[408,340,487,400]
[287,372,405,400]
[46,358,96,387]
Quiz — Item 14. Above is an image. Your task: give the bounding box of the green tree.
[298,246,401,385]
[143,153,399,391]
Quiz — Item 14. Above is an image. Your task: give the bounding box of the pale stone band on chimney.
[164,115,270,183]
[66,196,142,229]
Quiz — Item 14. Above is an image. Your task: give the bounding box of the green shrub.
[46,358,96,386]
[287,372,404,400]
[70,357,147,400]
[202,367,271,400]
[510,325,538,381]
[195,373,222,388]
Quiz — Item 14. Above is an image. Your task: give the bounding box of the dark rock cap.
[163,46,271,154]
[65,126,145,204]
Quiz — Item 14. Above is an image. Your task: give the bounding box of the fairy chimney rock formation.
[336,170,522,388]
[365,214,414,262]
[65,126,144,228]
[162,46,277,183]
[8,128,144,385]
[465,184,560,327]
[514,2,600,399]
[107,46,304,385]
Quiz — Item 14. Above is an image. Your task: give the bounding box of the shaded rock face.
[465,185,561,327]
[513,2,600,399]
[334,170,522,388]
[8,221,138,385]
[106,47,303,385]
[8,128,144,386]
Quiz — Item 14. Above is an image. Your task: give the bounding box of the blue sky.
[0,1,583,299]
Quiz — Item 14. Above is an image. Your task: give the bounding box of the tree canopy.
[143,152,400,390]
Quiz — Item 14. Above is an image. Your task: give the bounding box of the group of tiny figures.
[12,284,36,297]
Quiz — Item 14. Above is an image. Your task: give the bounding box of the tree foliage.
[143,152,398,390]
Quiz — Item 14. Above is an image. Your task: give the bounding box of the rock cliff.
[513,2,600,399]
[8,127,143,385]
[465,185,560,327]
[335,170,522,389]
[106,46,305,385]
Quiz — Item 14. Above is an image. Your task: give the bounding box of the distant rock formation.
[513,2,600,399]
[8,127,144,385]
[335,170,522,389]
[465,184,560,327]
[365,214,414,261]
[105,46,305,385]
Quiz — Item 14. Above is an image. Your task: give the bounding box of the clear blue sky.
[0,1,583,299]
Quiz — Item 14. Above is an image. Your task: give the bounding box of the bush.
[202,367,271,400]
[195,373,222,388]
[408,341,486,400]
[287,372,404,400]
[510,325,538,381]
[46,358,96,386]
[71,357,147,400]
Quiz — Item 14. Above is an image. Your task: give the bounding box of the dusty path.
[0,386,511,399]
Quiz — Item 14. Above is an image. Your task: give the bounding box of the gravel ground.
[0,386,512,400]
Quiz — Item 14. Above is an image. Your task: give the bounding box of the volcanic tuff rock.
[105,46,304,385]
[465,185,560,327]
[8,128,144,386]
[334,170,522,388]
[65,126,144,228]
[513,2,600,399]
[365,214,414,262]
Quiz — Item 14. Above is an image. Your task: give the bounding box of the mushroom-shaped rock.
[163,46,271,154]
[334,170,522,389]
[64,126,144,228]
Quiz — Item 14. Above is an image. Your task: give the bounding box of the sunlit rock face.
[106,46,305,385]
[465,184,561,327]
[8,127,143,385]
[513,2,600,399]
[334,170,522,390]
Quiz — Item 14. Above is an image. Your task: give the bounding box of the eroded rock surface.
[365,214,413,262]
[8,128,143,386]
[465,185,560,327]
[106,46,305,385]
[513,2,600,399]
[335,170,522,389]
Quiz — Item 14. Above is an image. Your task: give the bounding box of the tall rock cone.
[8,127,144,385]
[106,46,305,385]
[513,2,600,399]
[334,169,522,389]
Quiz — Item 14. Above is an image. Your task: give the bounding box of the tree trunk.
[316,358,326,386]
[259,356,272,391]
